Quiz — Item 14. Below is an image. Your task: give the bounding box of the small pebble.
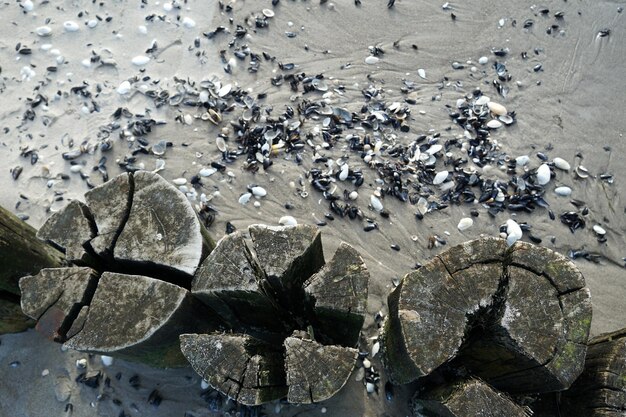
[117,80,131,95]
[251,186,267,197]
[366,382,375,393]
[362,358,371,369]
[42,369,50,377]
[478,56,489,64]
[238,193,252,205]
[131,55,150,66]
[487,101,507,116]
[370,195,383,212]
[172,178,187,185]
[348,191,359,200]
[87,19,98,28]
[36,26,52,37]
[182,17,196,28]
[199,168,217,177]
[76,358,87,369]
[516,155,530,166]
[554,186,572,196]
[63,21,80,32]
[536,163,551,185]
[365,56,379,65]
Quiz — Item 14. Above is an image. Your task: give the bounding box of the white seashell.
[426,144,442,155]
[593,225,606,235]
[362,358,371,369]
[516,155,529,166]
[495,190,505,202]
[478,56,489,65]
[117,80,131,95]
[486,119,503,129]
[349,191,359,200]
[506,219,523,246]
[81,59,91,68]
[35,26,52,37]
[238,193,252,205]
[499,114,514,125]
[457,217,473,231]
[251,186,267,197]
[433,170,449,185]
[487,101,507,116]
[366,382,375,393]
[163,2,173,11]
[370,195,383,212]
[87,19,98,28]
[555,186,572,196]
[418,68,426,79]
[153,159,165,173]
[575,165,589,179]
[371,341,380,357]
[100,356,114,366]
[365,56,379,65]
[254,201,261,208]
[475,96,490,106]
[138,25,148,34]
[200,379,210,390]
[131,55,150,66]
[70,165,83,173]
[216,136,227,152]
[218,83,232,97]
[173,178,187,186]
[262,8,275,18]
[339,165,349,181]
[199,168,217,177]
[278,216,298,226]
[63,21,80,32]
[536,163,551,185]
[553,157,571,171]
[182,17,196,28]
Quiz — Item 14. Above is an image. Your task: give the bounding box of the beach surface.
[1,0,625,416]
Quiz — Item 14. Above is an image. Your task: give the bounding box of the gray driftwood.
[381,238,591,395]
[180,333,287,406]
[20,267,98,341]
[284,334,358,404]
[413,378,532,417]
[36,199,95,264]
[0,205,64,333]
[559,328,626,416]
[183,225,369,405]
[112,170,214,276]
[64,272,219,367]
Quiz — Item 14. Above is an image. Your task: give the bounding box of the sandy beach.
[1,0,625,416]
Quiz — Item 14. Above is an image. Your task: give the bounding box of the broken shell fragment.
[487,101,507,116]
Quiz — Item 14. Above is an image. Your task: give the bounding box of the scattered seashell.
[478,56,489,65]
[349,191,359,200]
[554,186,572,196]
[486,119,503,129]
[199,168,217,177]
[506,219,523,246]
[63,21,80,32]
[251,186,267,197]
[553,157,571,171]
[417,68,426,79]
[100,356,114,366]
[536,163,551,185]
[516,155,530,166]
[475,96,490,106]
[87,19,98,28]
[365,56,379,65]
[173,178,187,186]
[575,165,589,179]
[238,193,252,205]
[487,101,507,116]
[35,26,52,37]
[216,136,227,152]
[593,225,606,235]
[278,216,298,226]
[131,55,150,66]
[371,341,380,357]
[433,170,449,185]
[22,0,34,11]
[117,80,131,95]
[218,83,232,97]
[457,217,474,231]
[262,9,275,18]
[499,114,514,125]
[426,144,442,155]
[370,195,383,212]
[182,17,196,28]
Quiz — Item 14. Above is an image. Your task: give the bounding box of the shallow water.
[1,1,625,416]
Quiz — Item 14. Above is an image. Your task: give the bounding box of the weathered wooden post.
[381,237,592,412]
[0,205,65,333]
[182,224,370,406]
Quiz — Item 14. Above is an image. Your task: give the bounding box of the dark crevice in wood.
[108,172,134,255]
[54,271,101,343]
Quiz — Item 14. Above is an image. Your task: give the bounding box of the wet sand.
[1,0,625,416]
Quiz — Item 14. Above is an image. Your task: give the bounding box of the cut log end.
[382,237,591,402]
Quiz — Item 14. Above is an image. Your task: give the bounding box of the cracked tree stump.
[0,205,65,334]
[559,328,626,416]
[412,378,532,417]
[64,272,219,367]
[381,238,591,413]
[18,171,219,366]
[183,225,369,405]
